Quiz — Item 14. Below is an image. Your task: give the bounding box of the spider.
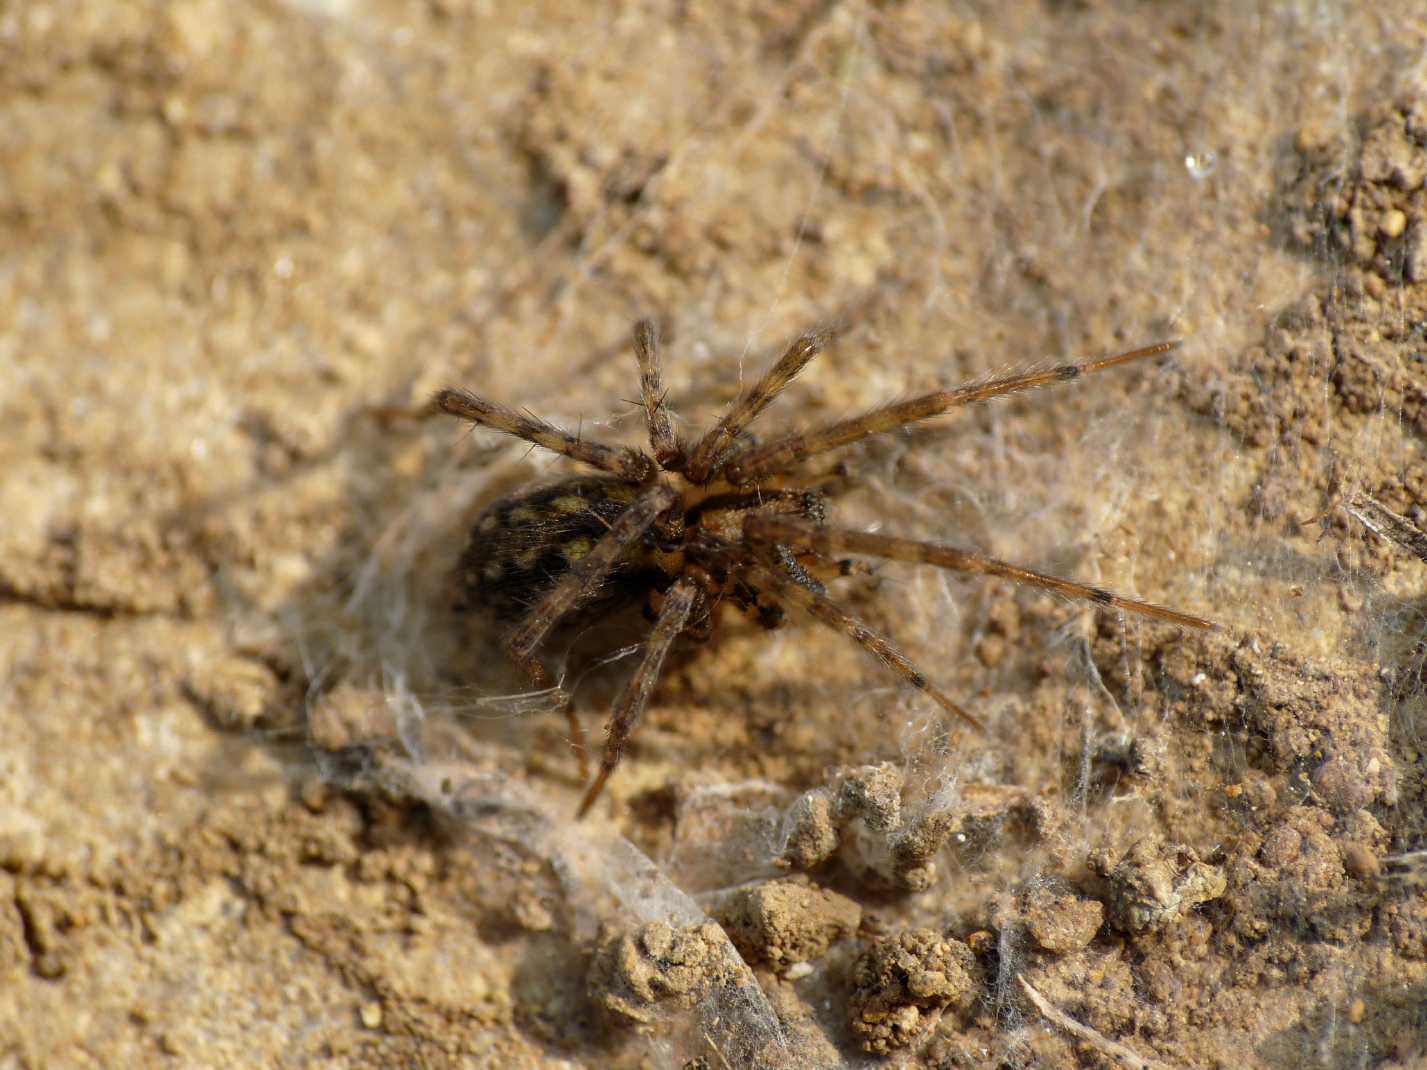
[434,319,1214,817]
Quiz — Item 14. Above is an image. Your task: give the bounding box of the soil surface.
[4,2,1427,1068]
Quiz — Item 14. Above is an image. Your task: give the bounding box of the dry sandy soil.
[3,1,1427,1067]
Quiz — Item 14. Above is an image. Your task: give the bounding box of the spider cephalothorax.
[437,319,1213,816]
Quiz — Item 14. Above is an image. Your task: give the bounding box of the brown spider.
[435,320,1214,817]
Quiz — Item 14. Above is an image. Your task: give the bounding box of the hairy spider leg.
[576,576,699,818]
[506,485,680,662]
[746,516,1216,630]
[686,487,823,521]
[742,558,983,730]
[684,488,844,593]
[435,387,654,481]
[790,552,878,583]
[630,319,683,470]
[498,645,589,779]
[720,340,1182,484]
[684,329,829,483]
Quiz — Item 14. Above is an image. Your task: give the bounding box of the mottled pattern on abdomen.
[459,476,650,621]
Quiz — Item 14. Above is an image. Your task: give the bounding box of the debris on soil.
[776,762,907,878]
[1347,493,1427,564]
[1093,841,1226,935]
[833,762,904,832]
[1208,85,1427,540]
[587,921,754,1028]
[885,806,958,893]
[846,929,977,1054]
[712,877,861,967]
[1279,92,1427,284]
[1019,975,1176,1070]
[182,654,282,731]
[1017,883,1105,954]
[888,785,1050,892]
[973,595,1022,670]
[1227,804,1370,944]
[1151,633,1396,814]
[307,681,401,753]
[779,788,840,871]
[667,781,793,892]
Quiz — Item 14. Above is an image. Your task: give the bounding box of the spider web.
[298,3,1427,1067]
[9,0,1427,1066]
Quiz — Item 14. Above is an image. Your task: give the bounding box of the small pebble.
[299,777,328,813]
[513,896,554,933]
[1342,843,1380,880]
[1260,826,1302,868]
[1380,209,1408,239]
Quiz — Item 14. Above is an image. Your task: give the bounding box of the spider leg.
[506,484,679,661]
[685,489,865,586]
[577,576,698,818]
[685,328,828,483]
[722,340,1181,483]
[631,319,683,470]
[743,558,982,730]
[772,543,826,596]
[687,487,826,527]
[746,515,1216,629]
[791,550,877,583]
[435,387,654,481]
[500,644,589,779]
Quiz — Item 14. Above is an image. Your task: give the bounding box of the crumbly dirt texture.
[712,877,861,968]
[847,929,977,1055]
[4,2,1427,1068]
[588,921,753,1027]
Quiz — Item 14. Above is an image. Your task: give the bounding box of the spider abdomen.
[459,476,656,621]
